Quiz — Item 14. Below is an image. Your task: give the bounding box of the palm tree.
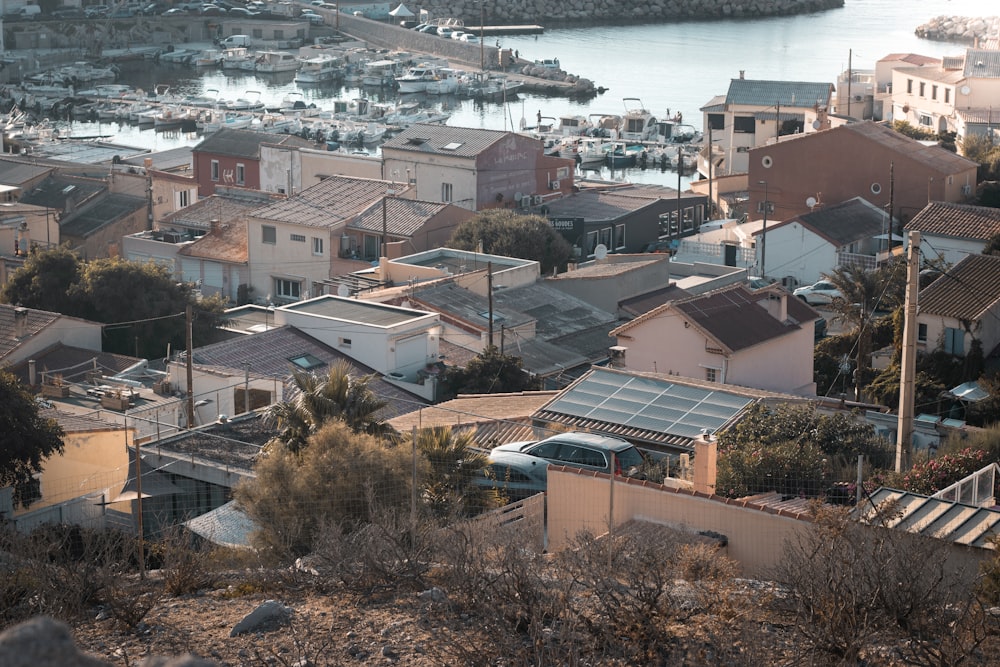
[416,426,497,517]
[824,262,905,399]
[265,359,391,452]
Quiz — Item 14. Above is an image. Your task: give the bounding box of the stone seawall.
[420,0,844,26]
[914,15,1000,44]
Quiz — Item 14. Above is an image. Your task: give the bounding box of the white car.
[793,280,843,305]
[436,25,454,37]
[460,33,479,43]
[450,30,466,40]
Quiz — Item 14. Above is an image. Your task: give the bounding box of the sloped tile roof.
[162,191,276,230]
[192,128,312,159]
[540,187,683,220]
[387,391,560,433]
[918,253,1000,320]
[0,304,61,363]
[348,197,450,237]
[178,218,248,263]
[904,202,1000,241]
[121,146,193,172]
[60,193,145,238]
[19,174,104,209]
[190,325,427,419]
[614,283,811,353]
[725,79,833,108]
[0,157,53,185]
[964,49,1000,78]
[41,407,126,433]
[619,284,691,318]
[878,53,941,67]
[794,196,887,247]
[252,175,396,228]
[495,283,616,341]
[381,123,508,157]
[837,122,977,174]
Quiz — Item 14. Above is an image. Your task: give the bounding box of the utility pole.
[479,2,485,71]
[846,49,852,118]
[758,180,769,278]
[487,261,494,348]
[706,123,714,218]
[775,101,780,142]
[896,230,920,473]
[131,414,145,580]
[186,305,194,429]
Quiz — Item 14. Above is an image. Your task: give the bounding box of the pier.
[466,25,545,36]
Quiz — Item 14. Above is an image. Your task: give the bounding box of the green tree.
[715,403,892,498]
[960,133,1000,182]
[448,209,573,274]
[235,421,414,557]
[444,345,540,395]
[0,370,65,508]
[416,426,497,517]
[264,360,391,453]
[984,233,1000,257]
[822,262,904,399]
[1,245,83,316]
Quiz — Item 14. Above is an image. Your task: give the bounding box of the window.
[932,85,938,100]
[705,367,718,383]
[918,323,928,343]
[599,226,612,249]
[919,82,925,97]
[262,225,276,244]
[274,278,300,300]
[733,116,756,133]
[273,29,283,39]
[236,163,245,186]
[289,353,324,370]
[312,237,324,255]
[290,233,306,242]
[919,114,933,127]
[906,79,913,94]
[614,224,626,249]
[211,159,219,182]
[528,441,563,459]
[944,327,964,356]
[585,230,598,256]
[945,88,951,103]
[177,189,190,208]
[252,28,262,38]
[441,182,453,202]
[338,337,352,348]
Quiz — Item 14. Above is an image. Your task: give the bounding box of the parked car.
[475,450,549,502]
[450,30,466,40]
[52,6,87,18]
[460,33,479,43]
[302,12,323,24]
[226,7,259,17]
[793,280,843,305]
[491,432,648,478]
[161,7,187,15]
[84,4,109,17]
[138,2,166,15]
[436,25,454,37]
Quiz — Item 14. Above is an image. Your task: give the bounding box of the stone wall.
[914,15,1000,44]
[417,0,844,26]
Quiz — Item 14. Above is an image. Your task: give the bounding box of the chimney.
[778,291,788,322]
[739,70,745,80]
[28,359,36,387]
[14,306,28,339]
[143,157,153,171]
[692,430,717,495]
[210,218,220,233]
[608,345,627,369]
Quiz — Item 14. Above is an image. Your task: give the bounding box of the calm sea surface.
[56,0,987,186]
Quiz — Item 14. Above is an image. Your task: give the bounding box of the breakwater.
[422,0,844,26]
[914,15,1000,44]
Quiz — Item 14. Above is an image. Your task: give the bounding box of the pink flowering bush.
[901,448,987,495]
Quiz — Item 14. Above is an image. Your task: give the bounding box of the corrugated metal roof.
[859,487,1000,549]
[725,79,833,108]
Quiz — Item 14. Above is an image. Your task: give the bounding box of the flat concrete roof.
[282,295,431,327]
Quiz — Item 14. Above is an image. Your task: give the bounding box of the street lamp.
[758,180,769,279]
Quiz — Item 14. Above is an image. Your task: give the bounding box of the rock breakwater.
[915,15,1000,44]
[424,0,844,26]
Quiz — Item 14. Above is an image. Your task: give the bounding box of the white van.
[219,35,252,48]
[16,5,42,17]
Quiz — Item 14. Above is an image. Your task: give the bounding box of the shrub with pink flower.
[901,448,987,495]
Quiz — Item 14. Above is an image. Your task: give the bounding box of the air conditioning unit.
[521,197,531,209]
[549,179,560,190]
[532,195,544,205]
[736,146,749,153]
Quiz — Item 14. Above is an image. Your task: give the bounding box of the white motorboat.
[620,97,658,142]
[395,65,443,94]
[424,68,461,95]
[361,59,399,87]
[294,54,342,84]
[193,49,223,68]
[255,51,298,74]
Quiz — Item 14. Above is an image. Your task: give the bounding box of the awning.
[388,3,414,17]
[184,500,255,549]
[111,461,184,502]
[950,381,989,403]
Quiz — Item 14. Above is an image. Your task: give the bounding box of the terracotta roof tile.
[838,122,978,174]
[904,202,1000,241]
[387,391,560,433]
[918,254,1000,320]
[162,191,278,231]
[0,304,61,363]
[178,219,248,263]
[192,128,312,159]
[252,175,401,228]
[381,123,508,158]
[348,197,451,237]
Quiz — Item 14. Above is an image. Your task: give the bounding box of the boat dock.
[466,25,545,36]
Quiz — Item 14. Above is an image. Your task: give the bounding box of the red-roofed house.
[904,202,1000,267]
[610,283,819,395]
[917,253,1000,358]
[191,129,313,197]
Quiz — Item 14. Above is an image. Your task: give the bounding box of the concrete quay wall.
[416,0,844,26]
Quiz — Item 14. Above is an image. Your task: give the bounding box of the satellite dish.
[513,192,523,202]
[337,284,349,297]
[812,119,821,130]
[806,196,817,208]
[960,85,971,95]
[594,244,608,260]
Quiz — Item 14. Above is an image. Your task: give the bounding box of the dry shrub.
[154,527,218,597]
[102,578,162,633]
[775,503,998,665]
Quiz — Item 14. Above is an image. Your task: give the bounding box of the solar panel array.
[544,369,753,439]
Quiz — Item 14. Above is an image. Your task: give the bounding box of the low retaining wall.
[418,0,844,26]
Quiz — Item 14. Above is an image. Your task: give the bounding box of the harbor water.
[39,0,988,187]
